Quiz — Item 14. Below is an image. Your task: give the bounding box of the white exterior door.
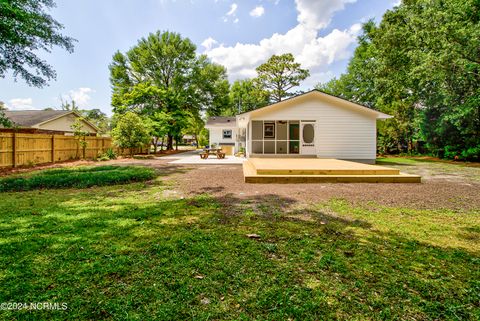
[300,121,316,155]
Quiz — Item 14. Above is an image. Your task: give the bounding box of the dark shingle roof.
[4,110,72,127]
[205,116,236,127]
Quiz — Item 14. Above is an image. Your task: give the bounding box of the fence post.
[51,135,55,163]
[12,132,16,168]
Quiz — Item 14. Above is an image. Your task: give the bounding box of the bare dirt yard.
[109,156,480,212]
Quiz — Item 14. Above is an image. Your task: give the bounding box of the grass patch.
[0,165,156,192]
[377,156,480,182]
[0,180,478,320]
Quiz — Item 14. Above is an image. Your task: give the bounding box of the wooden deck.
[243,158,421,183]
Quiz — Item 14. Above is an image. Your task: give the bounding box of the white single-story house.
[204,116,242,155]
[2,110,99,135]
[206,90,391,163]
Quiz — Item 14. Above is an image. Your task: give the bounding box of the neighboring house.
[204,116,243,155]
[182,135,196,145]
[206,90,391,163]
[2,110,99,135]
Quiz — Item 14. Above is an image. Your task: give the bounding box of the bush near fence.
[0,133,146,168]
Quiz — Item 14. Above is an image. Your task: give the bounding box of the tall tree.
[318,0,480,159]
[109,31,228,150]
[0,0,75,87]
[228,79,270,114]
[183,113,205,147]
[146,111,171,153]
[255,53,309,102]
[192,55,231,117]
[317,21,419,153]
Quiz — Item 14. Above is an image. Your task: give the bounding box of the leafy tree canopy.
[318,0,480,160]
[227,79,270,115]
[112,112,151,157]
[255,53,309,102]
[0,0,76,87]
[109,31,229,149]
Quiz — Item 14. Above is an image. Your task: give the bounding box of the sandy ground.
[3,153,479,212]
[112,156,480,212]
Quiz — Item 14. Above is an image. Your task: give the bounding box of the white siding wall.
[249,95,377,161]
[208,128,237,146]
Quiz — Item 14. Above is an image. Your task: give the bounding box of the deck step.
[256,169,400,175]
[244,173,421,184]
[243,159,421,184]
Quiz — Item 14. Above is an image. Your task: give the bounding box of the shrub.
[0,166,156,192]
[112,112,151,157]
[443,145,480,161]
[461,146,480,161]
[104,148,118,160]
[98,148,117,161]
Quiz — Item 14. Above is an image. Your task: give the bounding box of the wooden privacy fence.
[0,133,145,168]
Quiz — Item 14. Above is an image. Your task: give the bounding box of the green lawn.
[0,166,479,320]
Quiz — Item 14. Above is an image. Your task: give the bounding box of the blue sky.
[0,0,398,115]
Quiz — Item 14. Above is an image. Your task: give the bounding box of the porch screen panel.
[264,141,275,154]
[252,141,263,154]
[277,121,287,140]
[252,121,263,140]
[276,141,287,154]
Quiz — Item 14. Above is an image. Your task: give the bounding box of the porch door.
[300,121,316,155]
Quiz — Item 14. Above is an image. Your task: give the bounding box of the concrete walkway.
[164,150,245,165]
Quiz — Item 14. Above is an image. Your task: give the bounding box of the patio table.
[200,148,226,159]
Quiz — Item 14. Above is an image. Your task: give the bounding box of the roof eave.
[236,89,394,119]
[35,110,101,132]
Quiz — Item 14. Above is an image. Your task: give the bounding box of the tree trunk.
[161,136,165,151]
[152,137,159,154]
[167,134,173,150]
[194,133,199,148]
[175,138,178,151]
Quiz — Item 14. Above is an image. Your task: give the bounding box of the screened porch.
[250,120,315,155]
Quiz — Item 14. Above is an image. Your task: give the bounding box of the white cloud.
[61,87,95,107]
[295,0,357,30]
[226,3,237,16]
[223,3,239,23]
[203,0,360,87]
[201,37,218,51]
[250,6,265,18]
[6,98,37,110]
